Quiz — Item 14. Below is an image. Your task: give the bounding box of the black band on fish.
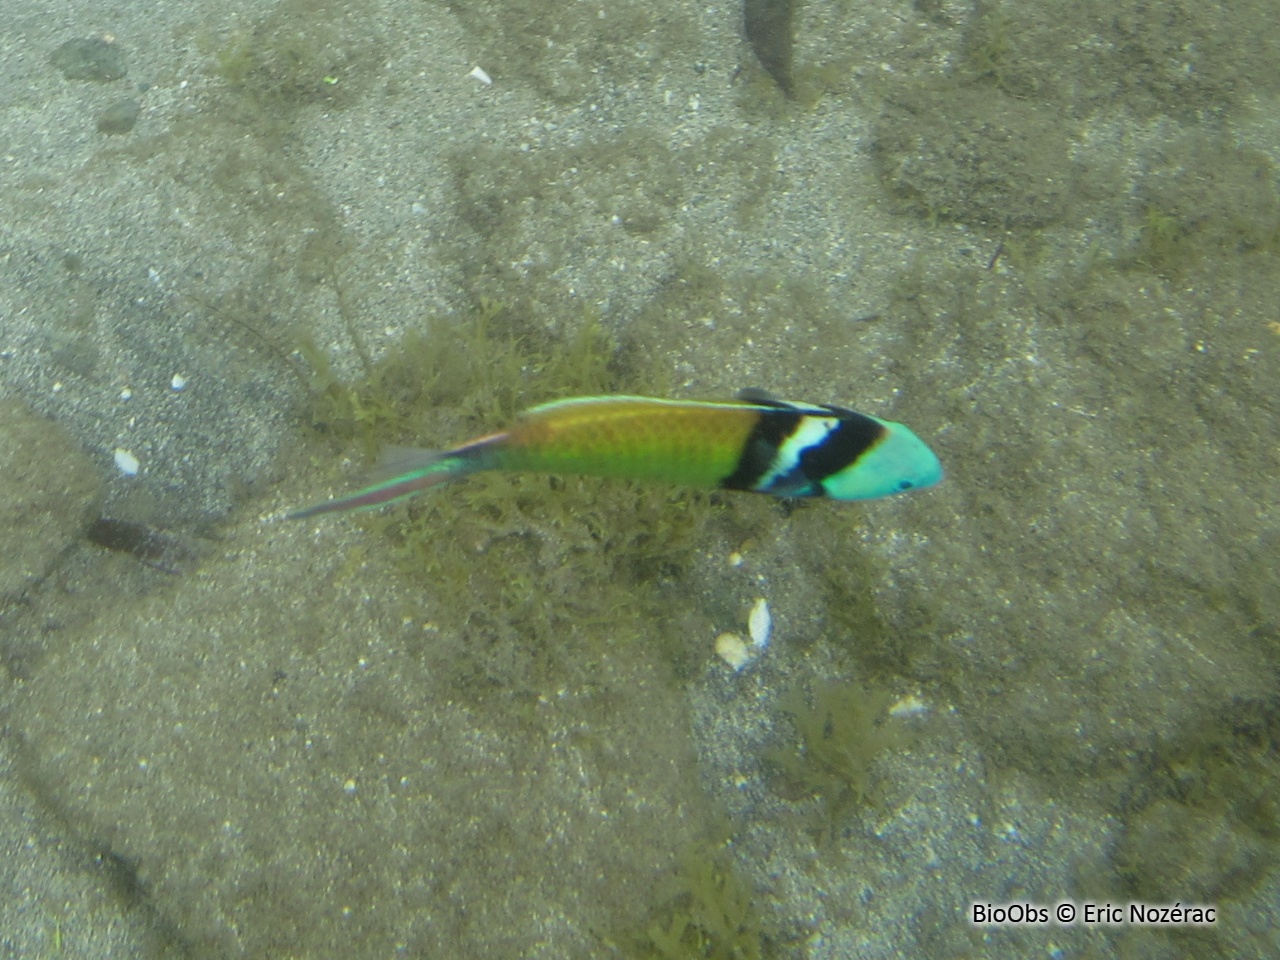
[796,411,885,485]
[720,407,886,497]
[720,409,805,493]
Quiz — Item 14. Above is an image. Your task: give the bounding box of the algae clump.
[623,839,767,960]
[764,681,906,842]
[298,300,730,700]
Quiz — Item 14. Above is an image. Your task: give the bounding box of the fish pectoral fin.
[370,445,445,483]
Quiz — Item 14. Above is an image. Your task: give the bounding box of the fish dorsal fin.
[735,387,787,407]
[735,388,837,417]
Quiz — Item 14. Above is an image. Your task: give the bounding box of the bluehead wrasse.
[287,393,943,520]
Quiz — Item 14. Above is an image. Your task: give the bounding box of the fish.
[287,391,943,520]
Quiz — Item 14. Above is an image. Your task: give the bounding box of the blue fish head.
[820,418,943,501]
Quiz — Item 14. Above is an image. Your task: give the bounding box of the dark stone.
[96,98,141,135]
[50,37,128,82]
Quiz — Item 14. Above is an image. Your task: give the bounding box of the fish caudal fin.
[287,436,500,520]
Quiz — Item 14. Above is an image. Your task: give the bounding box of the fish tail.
[287,434,502,520]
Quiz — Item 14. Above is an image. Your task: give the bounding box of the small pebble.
[113,448,140,476]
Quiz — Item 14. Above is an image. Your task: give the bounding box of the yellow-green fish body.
[289,393,942,520]
[494,396,767,486]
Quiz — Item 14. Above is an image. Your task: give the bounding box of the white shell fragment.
[715,633,753,672]
[748,597,772,651]
[468,65,492,86]
[170,373,187,391]
[113,448,140,476]
[889,694,929,717]
[716,598,774,672]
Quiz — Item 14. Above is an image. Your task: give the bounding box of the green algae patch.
[296,300,741,701]
[764,681,906,842]
[1125,134,1280,280]
[200,0,386,109]
[871,84,1075,230]
[1112,694,1280,905]
[619,838,769,960]
[947,0,1279,118]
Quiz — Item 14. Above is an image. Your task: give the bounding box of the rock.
[49,37,128,83]
[96,98,141,135]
